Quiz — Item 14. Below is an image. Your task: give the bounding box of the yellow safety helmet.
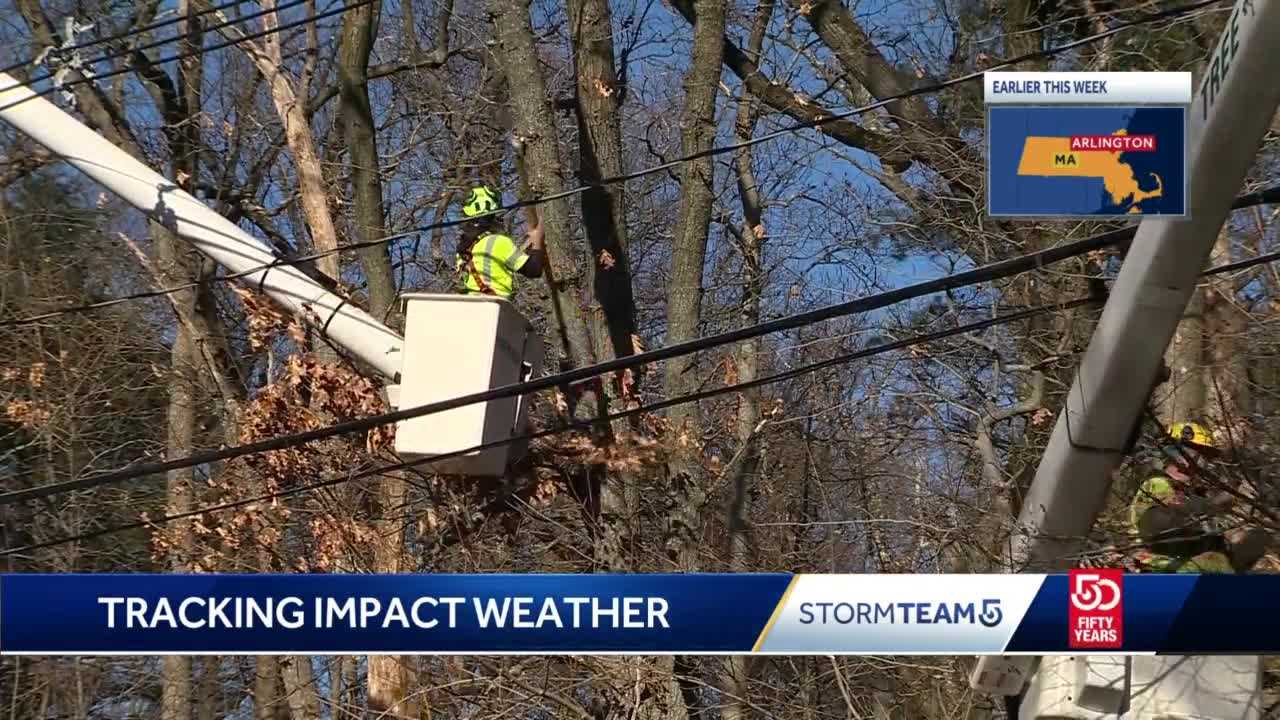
[462,185,500,218]
[1168,421,1217,451]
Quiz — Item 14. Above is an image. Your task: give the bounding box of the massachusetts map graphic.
[988,106,1186,216]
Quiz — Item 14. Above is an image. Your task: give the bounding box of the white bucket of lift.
[1017,654,1262,720]
[1126,655,1263,720]
[393,293,544,476]
[1019,655,1123,719]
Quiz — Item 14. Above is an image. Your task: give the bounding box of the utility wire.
[2,1,1269,499]
[14,189,1280,510]
[7,183,1280,504]
[0,0,1239,328]
[0,295,1104,557]
[0,0,252,76]
[10,0,312,93]
[0,223,1190,506]
[0,0,373,115]
[1201,247,1280,277]
[10,246,1280,555]
[8,184,1279,329]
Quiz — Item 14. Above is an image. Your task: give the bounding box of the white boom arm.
[0,72,405,382]
[972,0,1280,703]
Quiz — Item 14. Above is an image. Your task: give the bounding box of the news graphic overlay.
[1067,569,1123,649]
[0,574,787,654]
[751,574,1035,654]
[985,72,1190,217]
[4,573,1280,654]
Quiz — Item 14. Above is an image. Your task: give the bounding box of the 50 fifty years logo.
[1071,573,1121,611]
[1068,569,1123,649]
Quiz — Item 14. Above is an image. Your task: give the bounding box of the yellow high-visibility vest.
[456,233,529,299]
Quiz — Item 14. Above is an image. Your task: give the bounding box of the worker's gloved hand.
[526,217,545,250]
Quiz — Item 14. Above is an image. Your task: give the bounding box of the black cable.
[10,243,1279,553]
[11,0,312,93]
[6,190,1280,502]
[0,0,253,76]
[0,228,1135,507]
[1202,247,1280,277]
[8,182,1270,328]
[7,181,1278,328]
[0,0,372,115]
[0,0,1240,328]
[1,294,1102,557]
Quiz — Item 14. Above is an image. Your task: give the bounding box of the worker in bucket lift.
[456,184,545,300]
[1129,421,1269,574]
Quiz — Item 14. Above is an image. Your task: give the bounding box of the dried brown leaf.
[5,399,51,428]
[287,320,307,344]
[27,362,45,388]
[723,356,739,386]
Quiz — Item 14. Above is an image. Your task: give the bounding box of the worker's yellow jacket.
[1129,476,1233,574]
[457,233,529,299]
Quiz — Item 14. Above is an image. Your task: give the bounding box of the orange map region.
[1015,131,1163,213]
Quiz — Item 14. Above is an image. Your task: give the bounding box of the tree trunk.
[1204,228,1251,441]
[489,0,599,380]
[648,3,728,715]
[662,0,727,570]
[491,0,619,579]
[279,657,323,720]
[719,3,773,716]
[567,0,636,362]
[367,476,420,719]
[254,658,281,720]
[337,6,418,714]
[197,658,219,720]
[224,0,342,282]
[1162,288,1207,423]
[339,0,398,322]
[160,5,205,715]
[160,330,195,720]
[566,0,643,573]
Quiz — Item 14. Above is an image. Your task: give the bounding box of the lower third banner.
[2,572,1278,654]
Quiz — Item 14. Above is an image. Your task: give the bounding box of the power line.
[0,294,1104,557]
[0,225,1167,506]
[0,0,252,76]
[1201,247,1280,277]
[10,0,312,93]
[0,0,1238,328]
[7,182,1278,328]
[11,245,1280,555]
[0,0,373,115]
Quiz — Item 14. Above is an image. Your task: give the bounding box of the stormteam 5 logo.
[1068,569,1123,649]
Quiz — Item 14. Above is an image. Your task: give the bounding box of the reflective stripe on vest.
[457,233,517,298]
